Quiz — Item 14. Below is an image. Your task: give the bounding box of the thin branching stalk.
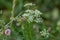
[11,0,16,17]
[4,12,22,27]
[10,0,16,26]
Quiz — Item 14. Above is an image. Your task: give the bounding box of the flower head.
[24,3,35,7]
[5,29,11,36]
[40,29,49,38]
[34,18,43,23]
[34,9,42,17]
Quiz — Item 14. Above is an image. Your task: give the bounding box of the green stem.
[22,22,34,40]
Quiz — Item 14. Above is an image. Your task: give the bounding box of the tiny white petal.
[24,3,35,7]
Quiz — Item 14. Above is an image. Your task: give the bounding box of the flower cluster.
[22,9,43,23]
[40,29,50,38]
[24,3,35,7]
[12,3,43,24]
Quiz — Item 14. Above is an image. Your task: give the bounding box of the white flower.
[40,29,49,38]
[22,10,34,23]
[35,9,42,14]
[34,18,43,23]
[22,13,29,17]
[10,17,15,21]
[34,9,42,17]
[25,9,30,12]
[16,22,20,26]
[27,15,34,23]
[25,9,34,14]
[24,3,35,7]
[22,6,43,23]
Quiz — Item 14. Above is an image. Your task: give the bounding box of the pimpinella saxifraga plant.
[0,2,51,40]
[14,3,50,40]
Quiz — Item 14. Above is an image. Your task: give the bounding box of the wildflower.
[27,15,34,23]
[25,9,31,12]
[21,17,27,22]
[34,9,42,17]
[40,29,49,38]
[23,4,43,23]
[34,18,43,23]
[25,9,34,14]
[24,3,35,7]
[10,17,15,21]
[22,13,30,17]
[35,9,42,15]
[5,29,11,36]
[16,22,20,26]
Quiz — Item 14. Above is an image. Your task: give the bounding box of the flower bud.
[5,29,11,36]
